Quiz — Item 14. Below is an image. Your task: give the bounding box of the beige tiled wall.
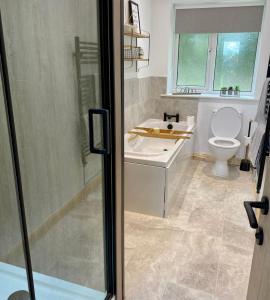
[151,77,199,121]
[124,77,155,132]
[124,76,199,131]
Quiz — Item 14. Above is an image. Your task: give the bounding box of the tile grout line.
[213,186,227,299]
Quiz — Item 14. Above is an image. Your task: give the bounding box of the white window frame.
[172,32,260,96]
[206,34,218,92]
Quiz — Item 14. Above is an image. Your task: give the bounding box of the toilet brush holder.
[240,121,252,172]
[240,156,251,171]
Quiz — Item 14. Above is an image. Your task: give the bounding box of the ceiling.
[172,0,265,6]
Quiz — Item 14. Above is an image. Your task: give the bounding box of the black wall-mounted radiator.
[257,57,270,193]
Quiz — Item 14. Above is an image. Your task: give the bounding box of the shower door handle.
[244,196,269,229]
[88,108,111,155]
[244,196,269,245]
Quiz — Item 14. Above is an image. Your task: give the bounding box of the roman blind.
[175,6,264,33]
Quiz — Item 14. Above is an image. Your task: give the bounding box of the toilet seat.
[208,136,240,149]
[211,107,242,138]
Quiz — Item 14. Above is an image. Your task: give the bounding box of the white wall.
[149,0,270,158]
[124,0,270,83]
[254,0,270,98]
[150,0,270,96]
[149,0,171,77]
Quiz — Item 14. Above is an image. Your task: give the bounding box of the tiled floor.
[125,160,256,300]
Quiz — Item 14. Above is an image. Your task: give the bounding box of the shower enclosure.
[0,1,121,299]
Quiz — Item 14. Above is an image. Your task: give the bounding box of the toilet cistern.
[208,107,242,177]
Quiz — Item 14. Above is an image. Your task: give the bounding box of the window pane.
[177,34,209,87]
[214,32,258,91]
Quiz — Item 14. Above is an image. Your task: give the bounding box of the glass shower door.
[0,61,30,298]
[0,1,115,299]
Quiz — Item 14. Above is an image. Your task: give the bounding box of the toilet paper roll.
[244,136,251,146]
[187,116,195,126]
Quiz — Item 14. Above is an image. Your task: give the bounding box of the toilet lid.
[211,107,241,138]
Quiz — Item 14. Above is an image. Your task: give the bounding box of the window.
[214,32,259,91]
[175,32,259,93]
[177,34,209,87]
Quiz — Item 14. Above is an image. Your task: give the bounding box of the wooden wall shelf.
[124,58,149,62]
[124,28,150,71]
[124,31,150,38]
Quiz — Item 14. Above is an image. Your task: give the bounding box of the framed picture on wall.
[129,1,141,34]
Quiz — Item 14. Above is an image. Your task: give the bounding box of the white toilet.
[208,107,242,177]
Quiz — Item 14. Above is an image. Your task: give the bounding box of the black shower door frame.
[0,0,119,299]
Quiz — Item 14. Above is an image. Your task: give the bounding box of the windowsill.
[160,93,258,102]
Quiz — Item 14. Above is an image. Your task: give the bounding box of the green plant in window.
[228,86,234,95]
[220,87,227,95]
[234,85,240,96]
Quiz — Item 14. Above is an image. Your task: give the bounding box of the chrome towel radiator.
[75,36,99,165]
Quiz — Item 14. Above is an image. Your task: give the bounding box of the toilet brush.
[240,120,252,171]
